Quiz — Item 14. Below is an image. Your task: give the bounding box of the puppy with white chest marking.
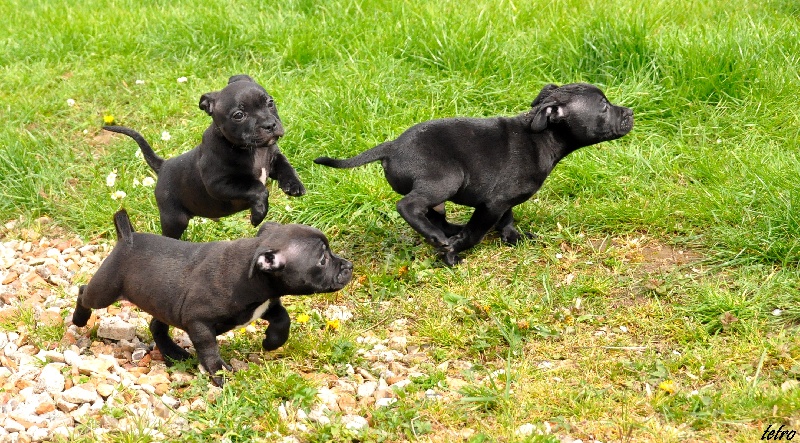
[71,209,353,386]
[315,83,634,265]
[105,74,306,239]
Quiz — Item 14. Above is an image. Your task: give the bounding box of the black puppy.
[105,75,305,239]
[72,209,352,386]
[315,83,633,265]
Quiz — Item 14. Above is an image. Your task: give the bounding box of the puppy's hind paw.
[262,334,288,352]
[499,228,536,246]
[71,306,92,327]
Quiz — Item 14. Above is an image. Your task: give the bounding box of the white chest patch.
[234,300,271,330]
[259,167,267,185]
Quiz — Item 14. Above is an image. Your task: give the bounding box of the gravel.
[0,220,591,442]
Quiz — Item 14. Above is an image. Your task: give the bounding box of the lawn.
[1,0,799,441]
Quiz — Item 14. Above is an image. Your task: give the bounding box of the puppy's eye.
[267,99,275,108]
[232,111,245,121]
[319,254,328,266]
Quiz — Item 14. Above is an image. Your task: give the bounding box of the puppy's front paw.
[440,251,463,266]
[280,179,306,197]
[211,374,226,387]
[251,199,269,226]
[427,233,450,248]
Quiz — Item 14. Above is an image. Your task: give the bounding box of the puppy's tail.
[113,209,135,247]
[103,125,165,174]
[313,142,391,169]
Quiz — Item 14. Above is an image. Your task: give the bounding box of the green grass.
[2,0,800,441]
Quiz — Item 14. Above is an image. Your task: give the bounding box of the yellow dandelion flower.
[658,380,675,394]
[103,115,115,125]
[296,313,310,324]
[325,319,340,331]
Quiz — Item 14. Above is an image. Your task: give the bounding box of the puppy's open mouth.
[248,134,281,147]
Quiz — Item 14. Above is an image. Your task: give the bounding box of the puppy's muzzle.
[336,259,354,287]
[251,122,285,147]
[617,107,634,136]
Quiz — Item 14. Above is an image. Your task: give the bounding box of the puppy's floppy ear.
[228,74,255,84]
[249,249,286,278]
[256,222,281,237]
[530,102,561,132]
[199,91,219,116]
[531,84,559,108]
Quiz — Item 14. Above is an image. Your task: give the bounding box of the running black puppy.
[105,75,305,239]
[315,83,633,265]
[72,210,353,386]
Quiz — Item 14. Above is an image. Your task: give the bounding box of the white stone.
[62,349,81,366]
[29,426,49,442]
[342,414,368,430]
[56,398,78,412]
[357,381,377,398]
[51,427,71,439]
[375,397,397,407]
[97,316,137,341]
[782,379,799,392]
[190,398,207,411]
[307,406,331,425]
[424,389,443,401]
[70,403,91,423]
[278,403,288,420]
[38,364,66,394]
[516,423,536,436]
[4,418,25,433]
[390,379,412,390]
[39,350,65,364]
[89,397,105,412]
[78,357,114,376]
[316,387,338,408]
[161,394,180,409]
[62,386,98,404]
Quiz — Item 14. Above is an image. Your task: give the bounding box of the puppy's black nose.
[338,260,353,285]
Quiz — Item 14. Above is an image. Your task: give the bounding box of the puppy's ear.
[199,92,219,116]
[249,249,286,278]
[530,102,561,132]
[256,222,281,238]
[228,74,255,84]
[531,84,559,108]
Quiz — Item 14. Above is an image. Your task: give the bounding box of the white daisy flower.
[177,76,188,83]
[106,170,117,187]
[142,177,155,187]
[161,131,171,141]
[66,98,76,107]
[111,190,127,200]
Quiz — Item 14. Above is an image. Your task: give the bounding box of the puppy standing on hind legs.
[72,209,353,386]
[315,83,634,266]
[104,74,306,239]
